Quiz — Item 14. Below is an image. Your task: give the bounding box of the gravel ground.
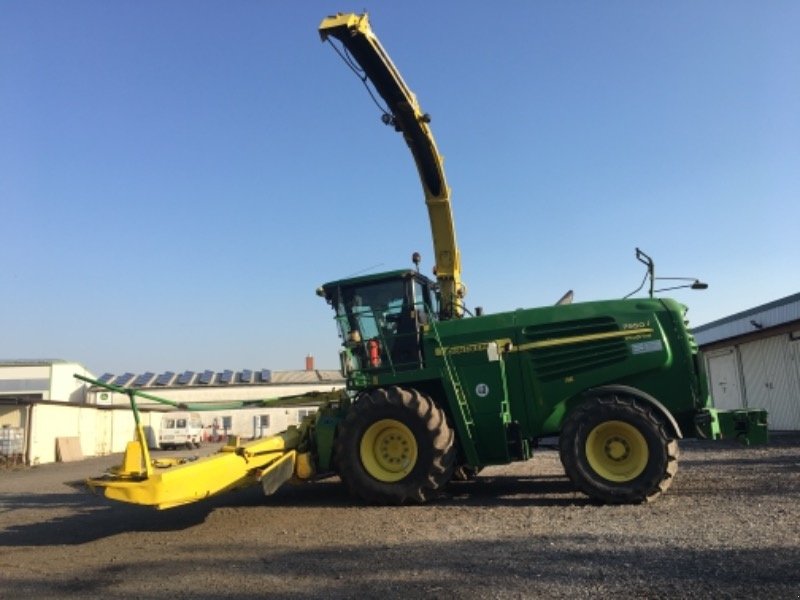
[0,435,798,599]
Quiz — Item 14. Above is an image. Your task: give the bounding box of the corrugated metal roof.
[317,370,345,382]
[693,292,800,346]
[271,370,322,384]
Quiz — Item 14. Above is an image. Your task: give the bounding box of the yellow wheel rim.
[585,420,648,482]
[360,419,418,482]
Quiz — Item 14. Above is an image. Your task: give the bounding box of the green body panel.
[318,271,767,470]
[417,297,702,466]
[313,403,346,472]
[695,407,769,445]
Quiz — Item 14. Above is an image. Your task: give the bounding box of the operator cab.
[318,270,439,376]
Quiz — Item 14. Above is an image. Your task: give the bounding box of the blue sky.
[2,2,798,375]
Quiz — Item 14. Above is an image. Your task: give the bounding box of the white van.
[159,412,204,450]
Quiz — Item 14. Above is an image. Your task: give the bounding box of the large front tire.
[336,386,455,504]
[559,394,678,503]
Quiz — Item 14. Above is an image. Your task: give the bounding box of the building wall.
[21,401,320,465]
[0,364,50,399]
[25,403,155,465]
[0,406,27,428]
[29,403,91,464]
[51,363,93,402]
[0,361,92,402]
[704,330,800,430]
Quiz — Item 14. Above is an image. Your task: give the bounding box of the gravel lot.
[1,435,798,599]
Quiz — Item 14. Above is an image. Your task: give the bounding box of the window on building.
[222,416,232,430]
[297,409,317,423]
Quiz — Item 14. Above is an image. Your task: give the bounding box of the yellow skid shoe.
[87,428,303,509]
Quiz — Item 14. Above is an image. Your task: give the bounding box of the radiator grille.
[522,317,627,381]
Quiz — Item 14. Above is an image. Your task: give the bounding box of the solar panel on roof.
[155,371,174,386]
[259,369,271,383]
[135,372,155,386]
[177,371,194,385]
[98,373,114,384]
[219,369,233,384]
[238,369,253,384]
[115,372,135,386]
[199,370,214,385]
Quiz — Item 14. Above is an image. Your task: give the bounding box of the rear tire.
[336,386,455,504]
[559,394,678,503]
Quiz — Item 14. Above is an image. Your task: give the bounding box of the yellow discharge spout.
[87,427,303,510]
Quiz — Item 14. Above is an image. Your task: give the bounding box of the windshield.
[328,275,437,373]
[335,279,407,342]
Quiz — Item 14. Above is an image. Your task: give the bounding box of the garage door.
[740,335,800,430]
[707,348,744,410]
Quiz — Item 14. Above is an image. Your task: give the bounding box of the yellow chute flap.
[259,451,297,496]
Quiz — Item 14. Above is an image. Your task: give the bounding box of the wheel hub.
[360,419,418,482]
[604,436,631,461]
[377,431,412,469]
[585,420,648,482]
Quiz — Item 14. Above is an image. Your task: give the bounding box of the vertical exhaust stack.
[305,355,315,372]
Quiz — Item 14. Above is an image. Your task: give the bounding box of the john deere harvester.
[84,13,767,510]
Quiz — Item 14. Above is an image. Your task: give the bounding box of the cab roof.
[320,269,430,293]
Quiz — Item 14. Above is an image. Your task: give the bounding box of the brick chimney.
[305,355,314,371]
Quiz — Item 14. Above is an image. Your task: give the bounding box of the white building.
[694,293,800,431]
[0,359,93,403]
[0,359,343,465]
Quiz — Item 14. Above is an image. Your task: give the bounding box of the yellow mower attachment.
[87,426,304,510]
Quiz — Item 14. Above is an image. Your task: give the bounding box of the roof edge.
[693,292,800,333]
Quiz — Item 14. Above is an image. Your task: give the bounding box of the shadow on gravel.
[4,535,799,598]
[0,484,266,547]
[681,454,800,469]
[251,473,588,508]
[0,473,588,546]
[444,475,590,507]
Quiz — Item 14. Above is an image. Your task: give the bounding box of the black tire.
[335,386,455,504]
[559,394,679,504]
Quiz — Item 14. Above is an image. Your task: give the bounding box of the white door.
[740,335,800,430]
[787,338,800,428]
[790,338,800,391]
[95,410,113,455]
[707,349,744,410]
